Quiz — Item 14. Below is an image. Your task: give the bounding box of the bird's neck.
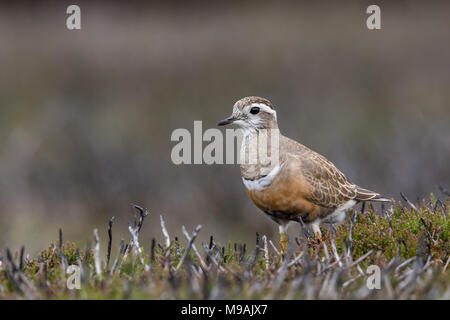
[240,121,279,138]
[239,127,282,180]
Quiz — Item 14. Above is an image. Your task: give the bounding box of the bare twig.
[348,211,358,255]
[182,225,207,269]
[5,248,35,298]
[420,218,432,245]
[287,252,304,268]
[400,192,417,210]
[269,240,281,257]
[93,229,102,281]
[330,231,342,268]
[262,235,269,270]
[433,199,447,219]
[349,249,375,268]
[443,256,450,273]
[128,222,148,270]
[269,259,289,299]
[149,238,156,279]
[245,246,261,278]
[6,248,17,273]
[132,204,150,232]
[342,274,364,288]
[19,246,25,272]
[111,239,124,275]
[160,215,171,249]
[175,225,202,272]
[387,209,393,237]
[202,243,225,273]
[106,217,114,269]
[323,242,331,264]
[360,201,366,214]
[59,229,67,273]
[381,202,386,217]
[394,257,415,274]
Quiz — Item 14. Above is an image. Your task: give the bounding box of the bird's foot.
[314,232,323,244]
[310,224,323,244]
[305,230,323,247]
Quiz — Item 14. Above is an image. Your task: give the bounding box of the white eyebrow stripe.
[248,103,277,119]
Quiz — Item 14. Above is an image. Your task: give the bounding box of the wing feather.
[295,151,357,208]
[282,137,389,207]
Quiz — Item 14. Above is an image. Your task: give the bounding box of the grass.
[0,195,449,300]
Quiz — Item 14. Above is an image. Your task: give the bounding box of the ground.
[0,195,448,299]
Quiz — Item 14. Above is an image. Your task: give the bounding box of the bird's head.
[218,96,278,134]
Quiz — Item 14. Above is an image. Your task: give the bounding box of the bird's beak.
[217,116,236,126]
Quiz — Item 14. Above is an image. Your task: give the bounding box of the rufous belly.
[245,172,328,223]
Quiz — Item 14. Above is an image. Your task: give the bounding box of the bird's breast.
[244,165,319,217]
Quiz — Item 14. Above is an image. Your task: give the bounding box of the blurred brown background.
[1,1,449,253]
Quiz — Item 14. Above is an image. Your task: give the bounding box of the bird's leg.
[280,232,288,255]
[279,223,290,255]
[311,223,323,243]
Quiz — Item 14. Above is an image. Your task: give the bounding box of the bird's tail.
[355,186,392,202]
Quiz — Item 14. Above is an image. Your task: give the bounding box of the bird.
[218,96,390,253]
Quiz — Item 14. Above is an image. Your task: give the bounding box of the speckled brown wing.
[294,150,358,208]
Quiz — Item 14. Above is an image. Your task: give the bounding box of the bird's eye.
[250,106,260,115]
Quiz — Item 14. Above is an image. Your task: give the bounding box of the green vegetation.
[1,197,448,300]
